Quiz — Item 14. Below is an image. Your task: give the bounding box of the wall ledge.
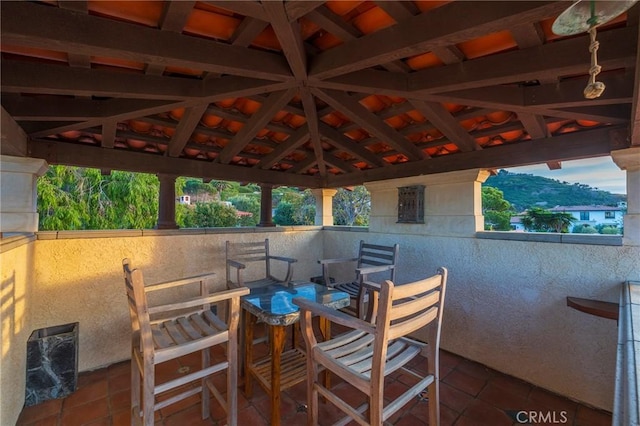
[0,232,36,253]
[476,231,623,246]
[613,281,640,425]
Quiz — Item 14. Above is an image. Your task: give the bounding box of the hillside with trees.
[484,170,625,212]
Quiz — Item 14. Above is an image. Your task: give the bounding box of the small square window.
[397,185,425,223]
[605,211,615,219]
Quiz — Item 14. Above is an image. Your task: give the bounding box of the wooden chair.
[123,259,249,426]
[319,240,399,318]
[295,267,448,426]
[226,238,297,289]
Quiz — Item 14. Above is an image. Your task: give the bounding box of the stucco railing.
[613,281,640,425]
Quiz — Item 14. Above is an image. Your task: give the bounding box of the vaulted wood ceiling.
[1,1,638,188]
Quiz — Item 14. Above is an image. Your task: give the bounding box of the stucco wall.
[29,227,324,373]
[323,228,639,411]
[1,235,36,426]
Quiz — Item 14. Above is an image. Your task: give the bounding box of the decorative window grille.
[397,185,425,223]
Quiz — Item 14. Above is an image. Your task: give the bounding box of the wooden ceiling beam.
[26,78,294,138]
[326,126,630,187]
[101,120,117,149]
[230,17,269,47]
[285,1,325,21]
[202,1,265,20]
[318,123,388,168]
[630,24,640,145]
[29,138,322,187]
[410,26,637,94]
[312,88,426,161]
[168,104,209,157]
[510,22,545,49]
[309,1,568,79]
[58,1,91,69]
[218,88,297,163]
[257,124,309,170]
[408,100,480,152]
[204,105,296,135]
[287,155,316,174]
[323,154,359,174]
[300,87,326,176]
[264,1,307,81]
[2,96,172,121]
[0,1,291,81]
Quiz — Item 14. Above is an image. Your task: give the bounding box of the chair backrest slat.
[356,241,400,282]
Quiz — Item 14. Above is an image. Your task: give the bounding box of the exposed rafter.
[408,100,480,152]
[300,87,326,176]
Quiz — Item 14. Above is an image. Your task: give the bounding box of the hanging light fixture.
[552,0,638,99]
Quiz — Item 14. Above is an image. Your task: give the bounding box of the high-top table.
[241,282,350,426]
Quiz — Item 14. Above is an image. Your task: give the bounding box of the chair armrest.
[318,257,359,265]
[293,297,375,334]
[356,265,394,276]
[149,287,249,315]
[269,255,298,264]
[226,259,246,270]
[145,273,217,292]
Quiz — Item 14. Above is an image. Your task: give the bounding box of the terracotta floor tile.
[574,405,612,426]
[477,382,529,411]
[157,384,201,418]
[62,380,108,409]
[17,398,62,424]
[443,369,487,397]
[237,405,269,426]
[528,386,579,415]
[458,399,512,426]
[17,414,60,426]
[108,371,130,394]
[488,373,532,399]
[111,409,131,426]
[439,382,474,414]
[77,369,108,389]
[161,405,215,426]
[61,397,109,426]
[455,359,495,381]
[440,404,461,426]
[440,351,465,370]
[394,412,428,425]
[107,361,130,378]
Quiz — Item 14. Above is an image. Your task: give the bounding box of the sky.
[505,156,627,195]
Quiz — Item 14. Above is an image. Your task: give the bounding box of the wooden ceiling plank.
[205,104,296,135]
[159,1,196,32]
[230,17,269,47]
[168,104,209,157]
[300,87,327,176]
[408,100,480,152]
[309,1,568,79]
[431,46,465,65]
[312,88,426,160]
[0,1,291,81]
[326,125,630,187]
[287,155,316,174]
[410,26,637,94]
[373,1,415,21]
[510,22,545,49]
[2,96,168,121]
[264,1,307,80]
[319,123,388,168]
[218,87,297,163]
[258,124,309,170]
[59,1,91,68]
[247,94,305,116]
[27,78,294,137]
[518,113,549,139]
[285,1,325,21]
[203,1,265,20]
[29,138,323,187]
[101,120,117,149]
[306,6,360,40]
[323,154,358,174]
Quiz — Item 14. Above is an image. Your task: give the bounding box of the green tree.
[333,186,370,226]
[273,201,297,225]
[228,195,260,226]
[521,207,575,233]
[482,186,514,230]
[181,202,238,228]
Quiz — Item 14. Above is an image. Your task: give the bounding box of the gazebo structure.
[1,1,640,424]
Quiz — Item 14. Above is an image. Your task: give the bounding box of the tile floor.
[17,327,612,426]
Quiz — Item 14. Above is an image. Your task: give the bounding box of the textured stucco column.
[0,155,48,233]
[312,188,338,226]
[258,184,275,227]
[365,169,490,236]
[156,173,178,229]
[612,147,640,246]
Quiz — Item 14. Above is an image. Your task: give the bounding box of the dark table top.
[241,282,350,326]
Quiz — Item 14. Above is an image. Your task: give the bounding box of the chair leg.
[142,361,155,426]
[228,325,238,426]
[131,353,141,424]
[201,348,211,419]
[428,381,440,426]
[307,358,319,426]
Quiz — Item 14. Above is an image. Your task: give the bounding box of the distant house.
[177,195,190,205]
[549,205,624,229]
[510,214,526,231]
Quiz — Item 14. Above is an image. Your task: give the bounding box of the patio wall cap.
[0,232,36,253]
[364,169,490,191]
[476,231,623,246]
